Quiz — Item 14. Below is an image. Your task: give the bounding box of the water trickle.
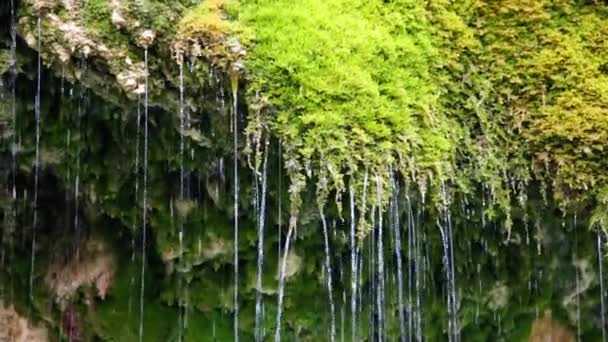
[338,253,345,342]
[370,208,376,341]
[598,233,606,342]
[357,247,363,337]
[275,223,295,342]
[9,0,17,201]
[178,60,186,342]
[128,95,142,324]
[73,64,86,258]
[319,206,336,342]
[412,194,423,342]
[254,140,269,342]
[230,71,240,342]
[349,186,357,342]
[439,181,459,341]
[573,217,581,342]
[3,0,19,304]
[277,140,283,275]
[390,175,406,342]
[139,47,150,342]
[29,16,43,308]
[375,176,386,341]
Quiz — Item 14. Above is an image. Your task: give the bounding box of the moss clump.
[175,0,246,70]
[237,0,456,221]
[0,49,10,74]
[430,0,608,210]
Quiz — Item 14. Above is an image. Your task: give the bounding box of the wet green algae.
[3,0,608,340]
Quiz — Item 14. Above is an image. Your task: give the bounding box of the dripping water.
[3,0,18,304]
[275,222,296,342]
[439,181,458,342]
[319,205,336,342]
[390,174,405,342]
[73,61,86,258]
[412,192,423,341]
[178,60,186,342]
[599,232,606,342]
[254,139,269,342]
[447,190,459,341]
[349,186,357,342]
[277,140,282,275]
[128,95,141,324]
[29,16,42,308]
[376,176,385,341]
[573,216,580,342]
[339,253,345,342]
[357,246,363,338]
[231,72,240,342]
[139,47,150,342]
[370,207,376,341]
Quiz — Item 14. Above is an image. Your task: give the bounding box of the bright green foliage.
[431,0,608,210]
[239,0,454,198]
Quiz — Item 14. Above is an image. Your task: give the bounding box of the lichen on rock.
[0,305,49,342]
[44,238,115,308]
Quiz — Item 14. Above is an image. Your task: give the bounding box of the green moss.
[0,49,10,74]
[80,0,128,47]
[239,0,454,197]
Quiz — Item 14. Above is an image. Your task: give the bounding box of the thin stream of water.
[320,206,336,342]
[275,223,295,342]
[29,16,42,309]
[254,140,269,342]
[231,74,240,342]
[138,47,150,342]
[178,60,186,342]
[376,176,385,341]
[349,186,357,342]
[391,175,406,342]
[599,233,606,342]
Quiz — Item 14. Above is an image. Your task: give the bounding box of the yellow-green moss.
[174,0,246,69]
[239,0,455,212]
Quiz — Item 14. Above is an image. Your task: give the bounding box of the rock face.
[44,238,115,308]
[528,312,574,342]
[0,306,48,342]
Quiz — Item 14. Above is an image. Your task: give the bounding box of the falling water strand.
[598,233,606,342]
[29,16,42,308]
[376,177,386,341]
[447,201,459,342]
[128,95,141,323]
[349,186,357,342]
[439,181,459,342]
[254,140,269,342]
[573,218,580,342]
[320,207,336,342]
[407,191,414,340]
[73,68,85,258]
[178,60,186,342]
[5,0,18,303]
[357,247,363,337]
[370,211,376,341]
[340,256,345,342]
[275,223,295,342]
[438,183,454,342]
[437,218,452,342]
[9,0,17,204]
[230,73,240,342]
[391,175,406,342]
[138,48,150,342]
[413,194,423,342]
[277,140,282,274]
